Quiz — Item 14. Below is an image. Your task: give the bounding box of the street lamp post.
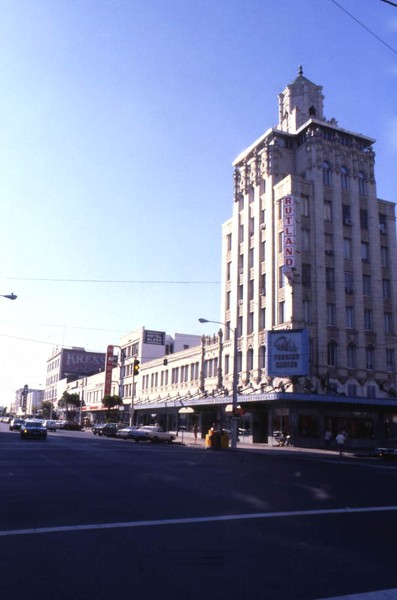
[199,318,239,449]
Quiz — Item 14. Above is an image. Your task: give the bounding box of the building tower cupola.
[278,66,324,133]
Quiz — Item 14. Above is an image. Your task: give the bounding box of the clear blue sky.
[0,0,396,408]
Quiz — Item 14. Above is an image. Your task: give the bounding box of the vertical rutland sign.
[266,329,309,377]
[283,194,296,281]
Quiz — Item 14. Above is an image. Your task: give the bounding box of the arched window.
[261,345,266,369]
[358,171,367,195]
[327,340,338,366]
[322,161,332,186]
[341,166,349,191]
[347,343,357,369]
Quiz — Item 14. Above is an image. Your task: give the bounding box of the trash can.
[220,430,229,449]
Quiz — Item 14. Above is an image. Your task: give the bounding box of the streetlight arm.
[1,293,17,300]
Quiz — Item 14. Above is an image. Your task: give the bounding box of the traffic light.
[133,359,140,375]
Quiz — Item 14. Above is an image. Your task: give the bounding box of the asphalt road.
[1,424,397,600]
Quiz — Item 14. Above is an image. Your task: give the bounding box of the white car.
[43,420,57,431]
[131,426,175,444]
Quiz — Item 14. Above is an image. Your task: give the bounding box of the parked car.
[9,418,25,431]
[55,420,67,429]
[20,420,47,440]
[42,420,57,431]
[92,423,106,435]
[63,421,82,431]
[116,426,140,440]
[99,423,123,437]
[130,426,175,444]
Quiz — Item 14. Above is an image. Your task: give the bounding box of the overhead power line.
[330,0,397,56]
[380,0,397,8]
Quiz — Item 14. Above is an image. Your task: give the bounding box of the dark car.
[92,423,106,435]
[9,418,25,431]
[20,421,47,440]
[100,423,123,437]
[63,421,82,431]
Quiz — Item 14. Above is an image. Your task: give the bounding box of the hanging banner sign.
[104,345,114,397]
[283,194,296,281]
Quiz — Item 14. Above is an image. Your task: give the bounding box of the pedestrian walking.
[335,431,345,455]
[193,423,198,443]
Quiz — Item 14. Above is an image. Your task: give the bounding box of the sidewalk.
[177,433,376,459]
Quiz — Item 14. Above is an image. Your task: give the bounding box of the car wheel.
[135,439,140,443]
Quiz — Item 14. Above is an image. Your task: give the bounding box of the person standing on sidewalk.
[335,431,345,456]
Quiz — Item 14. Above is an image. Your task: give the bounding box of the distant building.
[44,347,106,407]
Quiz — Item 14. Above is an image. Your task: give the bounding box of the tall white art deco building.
[220,67,397,442]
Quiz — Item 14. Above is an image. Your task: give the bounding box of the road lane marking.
[1,505,397,538]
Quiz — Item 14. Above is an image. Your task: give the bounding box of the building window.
[227,233,232,252]
[366,346,375,370]
[224,355,230,375]
[226,262,231,281]
[302,263,311,287]
[386,349,395,372]
[261,274,266,297]
[279,266,285,288]
[346,306,355,329]
[379,213,387,234]
[249,248,254,268]
[324,232,333,254]
[381,246,389,268]
[364,309,373,331]
[345,271,354,294]
[360,209,368,229]
[248,312,254,334]
[279,301,285,324]
[226,291,231,310]
[343,237,352,260]
[260,307,266,330]
[363,274,371,296]
[342,204,352,225]
[347,344,356,369]
[367,385,376,398]
[383,279,391,300]
[301,194,310,217]
[302,228,310,251]
[358,171,367,195]
[322,161,332,186]
[327,303,336,326]
[341,166,349,191]
[247,348,254,371]
[324,201,332,222]
[326,268,335,291]
[303,299,311,323]
[384,312,393,335]
[327,341,338,366]
[347,384,357,397]
[261,345,266,368]
[361,241,370,262]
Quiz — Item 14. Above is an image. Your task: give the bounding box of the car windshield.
[24,422,42,428]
